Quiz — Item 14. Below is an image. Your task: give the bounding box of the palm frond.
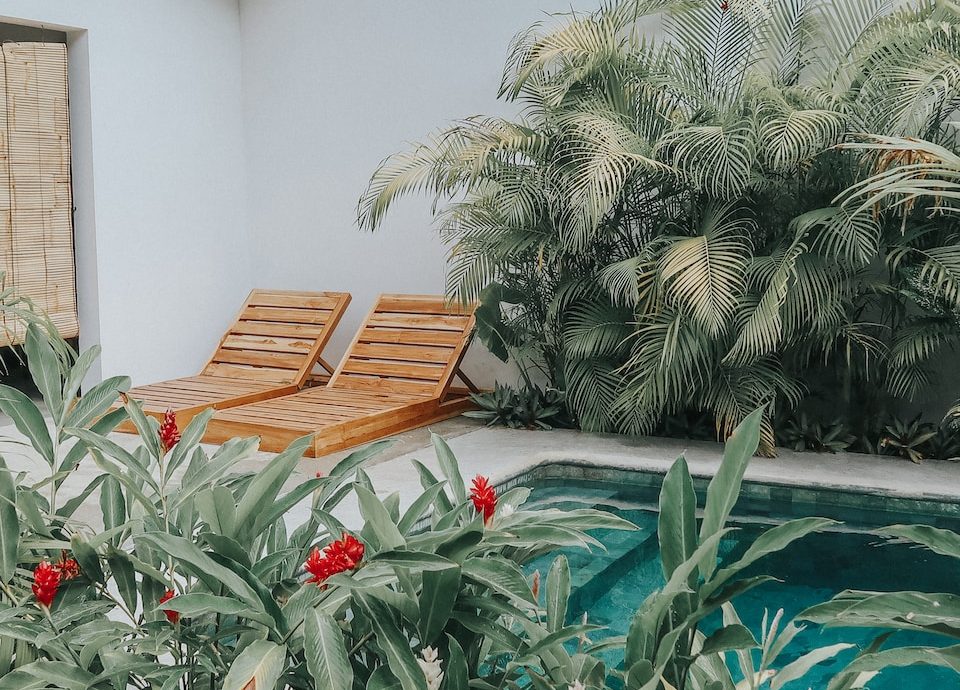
[792,206,880,266]
[757,103,846,173]
[724,231,806,365]
[657,204,753,336]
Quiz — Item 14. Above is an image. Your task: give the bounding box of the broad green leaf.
[57,407,127,477]
[705,517,838,597]
[70,533,104,584]
[165,408,214,482]
[510,624,603,665]
[699,407,762,576]
[397,481,448,534]
[444,634,469,690]
[196,486,237,538]
[431,433,466,504]
[418,566,461,645]
[799,590,960,634]
[371,550,456,571]
[0,457,17,583]
[137,533,262,609]
[99,476,126,541]
[880,524,960,559]
[157,593,272,625]
[24,324,63,420]
[699,624,757,655]
[62,376,130,429]
[770,643,856,689]
[305,609,353,690]
[67,428,159,494]
[59,345,100,425]
[546,555,570,633]
[222,640,286,690]
[366,666,402,690]
[234,435,311,540]
[462,555,537,607]
[0,660,94,690]
[355,484,405,550]
[105,548,137,614]
[355,592,427,690]
[0,385,53,464]
[659,455,698,582]
[842,644,960,675]
[411,460,453,514]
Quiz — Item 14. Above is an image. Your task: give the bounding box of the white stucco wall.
[0,1,250,385]
[238,0,592,385]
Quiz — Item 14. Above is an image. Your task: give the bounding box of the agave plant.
[358,0,960,454]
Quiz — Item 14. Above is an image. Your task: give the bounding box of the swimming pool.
[519,464,960,690]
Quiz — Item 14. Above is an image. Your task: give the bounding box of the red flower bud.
[470,475,497,525]
[54,550,80,581]
[32,560,61,607]
[304,533,364,586]
[159,410,180,452]
[531,569,541,600]
[159,589,179,624]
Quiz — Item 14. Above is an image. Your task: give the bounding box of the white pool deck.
[2,415,959,531]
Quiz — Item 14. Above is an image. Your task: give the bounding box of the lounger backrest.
[329,294,476,398]
[202,289,352,386]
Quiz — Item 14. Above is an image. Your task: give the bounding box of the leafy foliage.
[2,326,959,688]
[466,382,570,429]
[358,0,960,455]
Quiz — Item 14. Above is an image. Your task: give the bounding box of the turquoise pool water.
[523,472,960,690]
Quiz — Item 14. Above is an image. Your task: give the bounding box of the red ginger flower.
[159,409,180,452]
[54,550,80,581]
[32,560,61,607]
[304,533,364,586]
[159,589,179,624]
[470,475,497,525]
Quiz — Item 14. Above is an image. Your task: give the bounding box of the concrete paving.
[2,414,959,531]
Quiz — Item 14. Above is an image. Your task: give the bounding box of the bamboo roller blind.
[0,42,77,346]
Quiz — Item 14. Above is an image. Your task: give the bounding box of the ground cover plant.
[359,0,960,456]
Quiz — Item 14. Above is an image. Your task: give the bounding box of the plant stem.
[348,631,374,655]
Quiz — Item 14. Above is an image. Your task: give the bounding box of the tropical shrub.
[0,325,639,689]
[4,324,960,688]
[358,0,960,454]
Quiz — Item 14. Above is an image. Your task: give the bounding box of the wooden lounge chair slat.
[350,343,453,364]
[210,349,306,370]
[247,292,345,309]
[116,290,351,430]
[220,334,317,354]
[239,306,335,325]
[330,375,439,396]
[204,293,476,456]
[229,322,327,338]
[374,295,467,313]
[366,313,471,330]
[339,359,445,381]
[357,327,464,347]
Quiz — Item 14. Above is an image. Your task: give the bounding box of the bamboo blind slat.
[0,42,77,347]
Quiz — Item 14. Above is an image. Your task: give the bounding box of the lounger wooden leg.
[456,369,481,394]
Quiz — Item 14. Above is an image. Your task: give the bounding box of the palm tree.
[358,0,960,454]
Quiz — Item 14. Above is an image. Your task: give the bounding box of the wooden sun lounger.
[203,294,478,457]
[117,289,352,430]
